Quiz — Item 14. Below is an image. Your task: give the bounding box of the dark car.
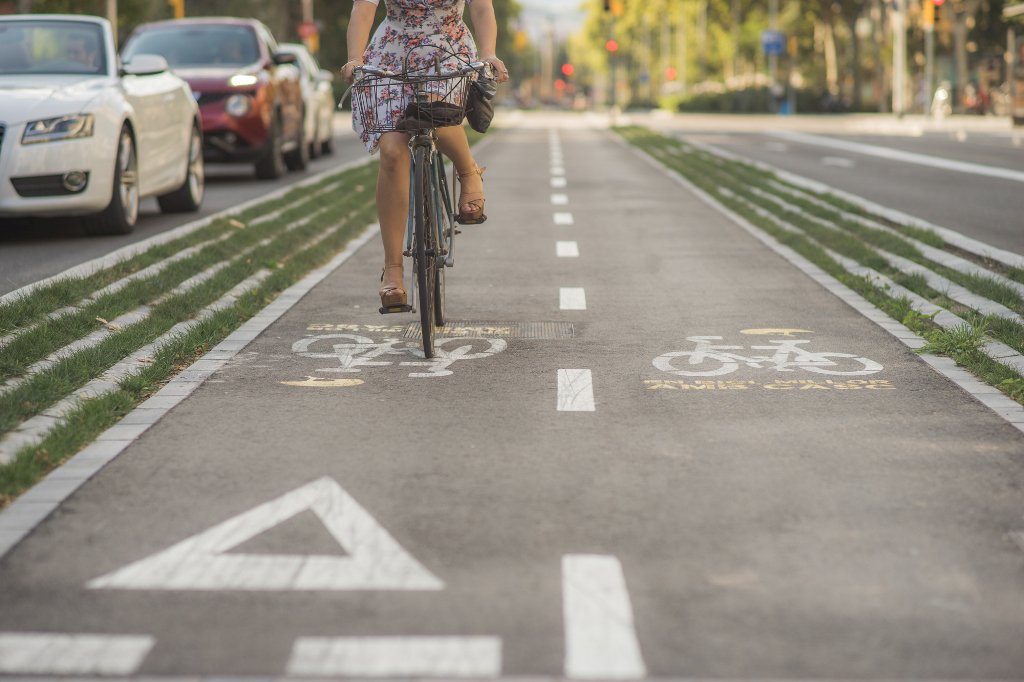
[123,17,306,179]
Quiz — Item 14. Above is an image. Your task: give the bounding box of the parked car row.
[0,14,336,235]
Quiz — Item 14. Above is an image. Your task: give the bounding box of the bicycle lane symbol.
[283,333,508,384]
[652,334,884,378]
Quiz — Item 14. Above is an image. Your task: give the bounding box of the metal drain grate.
[404,321,574,340]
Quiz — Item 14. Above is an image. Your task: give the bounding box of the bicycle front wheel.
[413,145,436,359]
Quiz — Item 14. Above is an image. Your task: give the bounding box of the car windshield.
[124,25,260,68]
[0,20,107,76]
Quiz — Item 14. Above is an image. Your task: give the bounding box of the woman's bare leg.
[377,132,411,295]
[435,126,483,216]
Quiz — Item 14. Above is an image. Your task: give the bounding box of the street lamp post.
[892,0,908,117]
[106,0,117,43]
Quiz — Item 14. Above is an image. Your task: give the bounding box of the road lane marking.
[554,212,575,225]
[645,378,896,391]
[562,555,646,679]
[88,477,443,591]
[557,369,595,412]
[551,167,566,176]
[286,637,502,677]
[557,241,580,258]
[0,633,154,675]
[559,288,587,310]
[770,130,1024,183]
[551,194,569,205]
[821,156,855,168]
[551,177,568,188]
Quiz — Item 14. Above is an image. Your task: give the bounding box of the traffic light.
[605,39,619,53]
[561,63,575,77]
[664,66,677,81]
[603,0,625,17]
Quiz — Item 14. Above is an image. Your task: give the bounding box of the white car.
[0,15,204,234]
[277,43,335,159]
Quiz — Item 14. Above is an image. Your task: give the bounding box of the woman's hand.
[483,55,509,83]
[341,59,364,85]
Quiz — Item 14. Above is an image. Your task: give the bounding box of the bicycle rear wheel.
[413,145,436,358]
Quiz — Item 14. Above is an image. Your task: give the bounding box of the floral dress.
[353,0,478,153]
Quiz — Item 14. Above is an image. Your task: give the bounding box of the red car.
[123,18,306,179]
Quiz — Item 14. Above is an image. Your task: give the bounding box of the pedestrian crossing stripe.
[88,477,443,591]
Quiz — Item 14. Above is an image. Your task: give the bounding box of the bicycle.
[348,59,490,359]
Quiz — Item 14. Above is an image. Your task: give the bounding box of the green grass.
[616,125,1024,407]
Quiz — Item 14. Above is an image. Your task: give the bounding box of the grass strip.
[0,165,377,438]
[0,172,367,381]
[616,125,1024,405]
[0,171,352,336]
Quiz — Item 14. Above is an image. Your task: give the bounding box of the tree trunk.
[953,9,969,112]
[847,14,863,110]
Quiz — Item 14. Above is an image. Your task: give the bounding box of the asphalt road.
[0,120,366,297]
[1,114,1024,678]
[637,113,1024,255]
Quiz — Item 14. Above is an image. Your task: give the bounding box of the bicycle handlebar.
[354,61,490,80]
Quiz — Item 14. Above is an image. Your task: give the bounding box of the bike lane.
[1,115,1023,678]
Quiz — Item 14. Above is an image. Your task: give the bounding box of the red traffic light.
[605,39,619,53]
[561,63,575,77]
[665,66,678,81]
[933,0,944,5]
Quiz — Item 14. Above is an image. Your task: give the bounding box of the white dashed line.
[551,177,568,188]
[0,633,155,675]
[554,212,575,225]
[557,370,595,412]
[559,288,586,310]
[551,194,569,205]
[556,241,580,258]
[287,637,502,678]
[551,167,566,177]
[562,555,646,678]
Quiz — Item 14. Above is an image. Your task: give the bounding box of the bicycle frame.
[403,132,457,273]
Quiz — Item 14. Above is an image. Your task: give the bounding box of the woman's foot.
[379,263,406,308]
[456,165,487,225]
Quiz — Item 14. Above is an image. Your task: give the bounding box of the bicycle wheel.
[413,145,436,358]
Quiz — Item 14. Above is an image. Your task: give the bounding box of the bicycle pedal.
[379,304,414,315]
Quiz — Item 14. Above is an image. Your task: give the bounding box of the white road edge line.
[0,226,378,561]
[0,157,372,306]
[770,130,1024,184]
[562,554,647,679]
[286,637,502,677]
[560,288,587,310]
[557,241,580,258]
[557,369,595,412]
[614,131,1024,436]
[0,633,155,675]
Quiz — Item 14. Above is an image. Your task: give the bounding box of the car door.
[121,67,189,195]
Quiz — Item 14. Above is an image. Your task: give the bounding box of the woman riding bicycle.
[343,0,509,310]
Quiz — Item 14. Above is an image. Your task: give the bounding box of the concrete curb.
[610,131,1024,438]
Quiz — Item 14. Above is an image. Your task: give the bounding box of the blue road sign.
[762,30,786,56]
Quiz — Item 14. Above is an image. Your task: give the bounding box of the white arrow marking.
[88,477,443,591]
[562,555,646,679]
[287,637,502,677]
[0,633,154,675]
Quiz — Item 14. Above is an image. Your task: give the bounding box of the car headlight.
[225,94,252,117]
[21,114,95,145]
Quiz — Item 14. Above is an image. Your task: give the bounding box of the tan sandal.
[379,263,407,308]
[456,165,487,225]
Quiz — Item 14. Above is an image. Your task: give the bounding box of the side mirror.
[272,52,298,66]
[121,54,169,76]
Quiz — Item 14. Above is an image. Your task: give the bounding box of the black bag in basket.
[465,75,497,133]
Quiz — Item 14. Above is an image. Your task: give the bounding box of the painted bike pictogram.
[654,336,883,377]
[292,334,507,378]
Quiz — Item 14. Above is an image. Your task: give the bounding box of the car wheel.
[157,123,205,213]
[309,121,321,160]
[254,113,286,180]
[320,127,334,156]
[284,110,309,172]
[84,125,139,235]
